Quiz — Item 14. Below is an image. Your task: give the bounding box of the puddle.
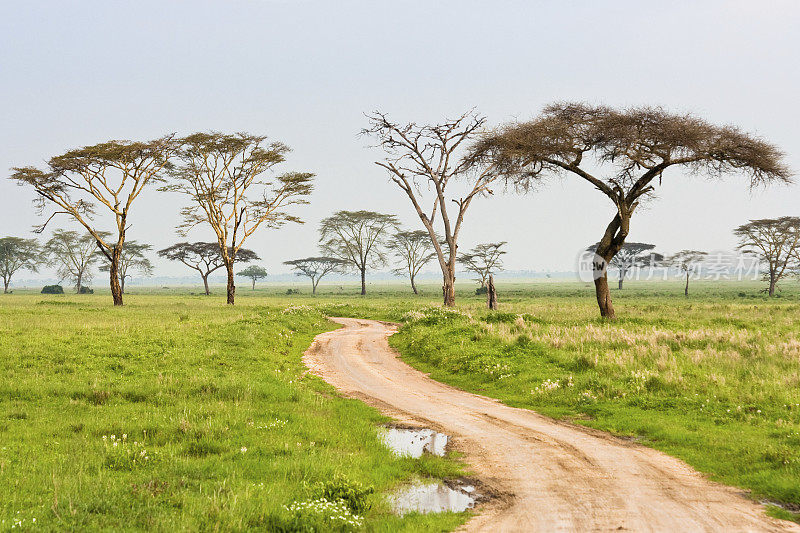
[391,480,478,515]
[379,427,448,458]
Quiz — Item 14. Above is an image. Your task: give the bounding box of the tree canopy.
[319,210,398,295]
[472,102,792,317]
[157,242,258,295]
[0,237,41,293]
[387,230,438,294]
[283,256,347,294]
[734,217,800,296]
[164,132,313,304]
[237,265,268,290]
[458,242,507,288]
[11,136,180,305]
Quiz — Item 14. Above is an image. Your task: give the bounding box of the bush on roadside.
[41,285,64,294]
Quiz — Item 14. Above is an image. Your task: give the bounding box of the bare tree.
[11,136,179,305]
[98,241,153,294]
[472,103,792,318]
[319,210,398,295]
[588,242,662,290]
[387,230,437,294]
[669,250,708,296]
[157,242,258,295]
[363,110,499,306]
[458,242,507,289]
[45,230,101,293]
[164,132,313,304]
[283,256,347,295]
[237,265,268,290]
[0,237,41,293]
[734,217,800,296]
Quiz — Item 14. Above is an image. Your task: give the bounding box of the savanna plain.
[2,280,799,531]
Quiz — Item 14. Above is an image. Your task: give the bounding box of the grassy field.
[0,294,466,532]
[2,280,800,529]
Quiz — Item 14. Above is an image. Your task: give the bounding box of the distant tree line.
[5,102,792,317]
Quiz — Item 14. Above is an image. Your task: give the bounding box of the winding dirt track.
[303,318,799,532]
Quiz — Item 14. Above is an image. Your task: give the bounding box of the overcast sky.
[1,0,799,280]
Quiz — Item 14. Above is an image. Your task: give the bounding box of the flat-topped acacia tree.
[363,111,499,306]
[387,230,438,294]
[458,241,507,289]
[98,240,153,294]
[734,217,800,296]
[0,237,41,293]
[319,210,398,295]
[164,133,314,304]
[158,242,259,295]
[11,136,179,305]
[472,103,792,318]
[283,256,347,295]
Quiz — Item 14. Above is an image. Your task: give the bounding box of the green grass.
[387,281,800,519]
[4,279,800,529]
[0,294,466,532]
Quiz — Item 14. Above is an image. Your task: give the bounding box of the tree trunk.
[442,271,455,307]
[76,272,83,294]
[618,277,624,290]
[251,278,256,291]
[685,272,689,297]
[121,274,126,294]
[768,272,776,297]
[411,276,418,295]
[202,274,210,295]
[109,248,123,306]
[312,278,318,295]
[3,277,9,294]
[594,274,615,319]
[487,274,498,310]
[226,262,236,304]
[360,268,366,295]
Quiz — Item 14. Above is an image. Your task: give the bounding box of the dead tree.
[472,103,792,318]
[734,217,800,296]
[487,274,498,310]
[363,110,499,306]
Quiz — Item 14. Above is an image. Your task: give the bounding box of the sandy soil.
[303,317,799,532]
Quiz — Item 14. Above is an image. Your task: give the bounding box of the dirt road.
[303,318,798,532]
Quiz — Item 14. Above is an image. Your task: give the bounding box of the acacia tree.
[588,242,661,290]
[734,217,800,296]
[387,230,437,294]
[669,250,707,297]
[238,265,268,290]
[0,237,41,293]
[157,242,258,295]
[319,210,398,295]
[165,133,313,305]
[11,136,179,305]
[98,241,153,293]
[472,103,791,318]
[363,111,499,306]
[458,242,507,289]
[45,230,100,293]
[283,256,347,294]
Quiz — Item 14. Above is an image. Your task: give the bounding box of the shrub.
[316,475,374,515]
[41,285,64,294]
[475,286,488,295]
[286,288,300,295]
[78,286,94,294]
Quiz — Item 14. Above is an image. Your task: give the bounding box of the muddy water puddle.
[379,427,448,458]
[391,480,479,515]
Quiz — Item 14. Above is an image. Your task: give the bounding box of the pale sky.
[1,0,799,279]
